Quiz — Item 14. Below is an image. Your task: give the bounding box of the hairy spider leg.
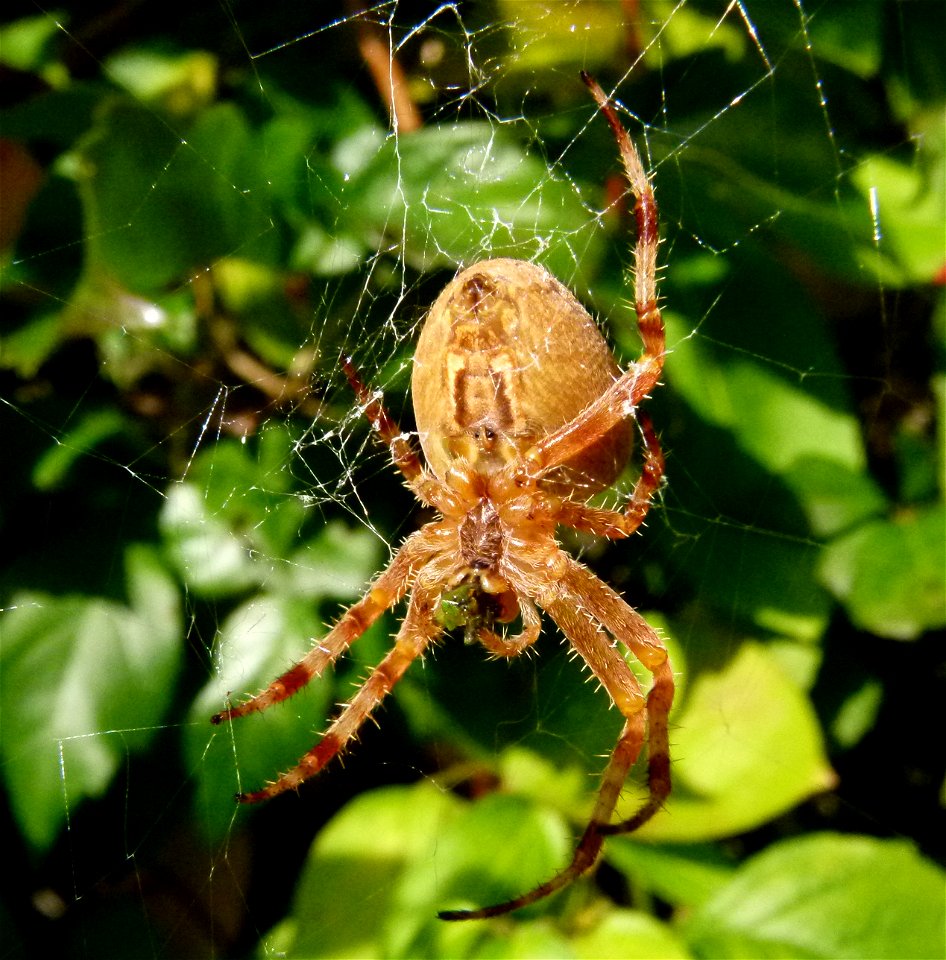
[211,530,431,727]
[523,77,664,490]
[622,411,664,531]
[342,355,425,486]
[601,656,673,834]
[476,596,542,658]
[556,410,664,538]
[563,559,673,834]
[440,553,671,920]
[342,354,460,515]
[582,73,662,371]
[234,578,445,804]
[581,72,659,309]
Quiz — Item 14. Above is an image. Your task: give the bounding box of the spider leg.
[599,655,673,834]
[561,559,673,834]
[440,555,672,921]
[557,410,664,538]
[342,355,425,487]
[211,529,433,725]
[343,355,462,514]
[622,410,664,532]
[521,76,664,485]
[477,596,541,658]
[237,580,443,804]
[581,73,658,311]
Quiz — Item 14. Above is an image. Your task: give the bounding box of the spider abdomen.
[412,258,632,498]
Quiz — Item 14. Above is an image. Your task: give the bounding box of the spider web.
[2,1,943,957]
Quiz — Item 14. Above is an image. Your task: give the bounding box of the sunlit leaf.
[348,121,603,280]
[606,839,736,909]
[572,909,692,960]
[632,642,835,841]
[851,153,946,285]
[285,784,465,959]
[819,503,946,640]
[31,407,131,490]
[685,833,946,959]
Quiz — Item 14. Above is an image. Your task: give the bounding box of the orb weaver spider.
[212,73,673,921]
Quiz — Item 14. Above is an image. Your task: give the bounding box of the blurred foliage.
[1,1,944,958]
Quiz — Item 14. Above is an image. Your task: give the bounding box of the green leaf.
[31,407,131,490]
[807,0,884,78]
[273,784,576,958]
[685,833,946,959]
[184,509,383,836]
[658,297,871,638]
[631,642,835,841]
[819,503,946,640]
[422,792,571,922]
[0,12,62,72]
[348,121,603,280]
[0,545,182,851]
[187,591,338,839]
[829,676,884,750]
[642,1,750,66]
[282,784,463,959]
[0,311,63,378]
[851,152,946,286]
[572,909,692,960]
[160,429,322,597]
[161,481,262,596]
[667,310,865,480]
[468,923,573,959]
[605,840,736,909]
[71,97,273,291]
[496,0,625,73]
[780,457,887,538]
[104,48,218,113]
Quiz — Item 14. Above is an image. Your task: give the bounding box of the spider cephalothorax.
[212,73,672,920]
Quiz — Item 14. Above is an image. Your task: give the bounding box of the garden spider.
[212,73,673,921]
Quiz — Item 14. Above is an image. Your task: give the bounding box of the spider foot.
[438,826,604,921]
[437,872,572,922]
[437,900,526,922]
[235,783,288,805]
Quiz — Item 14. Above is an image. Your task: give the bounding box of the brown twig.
[347,1,422,133]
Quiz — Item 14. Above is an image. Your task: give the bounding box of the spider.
[212,73,673,921]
